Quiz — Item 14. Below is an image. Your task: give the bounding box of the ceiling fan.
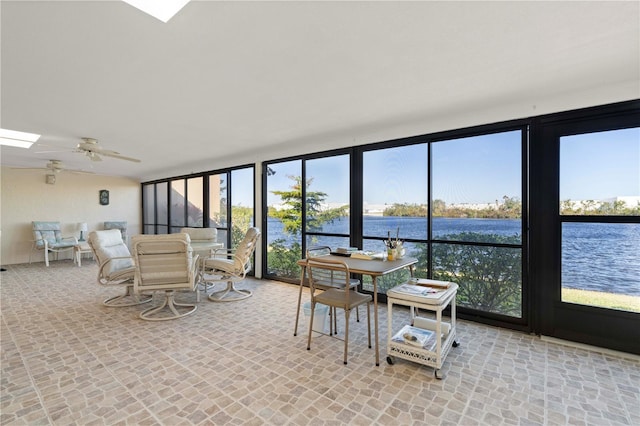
[12,159,94,175]
[75,138,141,163]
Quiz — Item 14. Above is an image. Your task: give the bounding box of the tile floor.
[1,260,638,425]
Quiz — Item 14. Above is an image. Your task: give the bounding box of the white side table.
[74,242,93,267]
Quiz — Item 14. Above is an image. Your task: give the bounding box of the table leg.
[372,275,379,366]
[294,265,306,336]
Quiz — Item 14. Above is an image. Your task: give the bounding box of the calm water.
[267,216,640,296]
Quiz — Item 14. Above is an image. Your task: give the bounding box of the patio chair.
[293,246,361,337]
[30,221,78,266]
[306,256,372,365]
[104,221,128,246]
[131,233,199,321]
[201,227,260,302]
[88,229,152,307]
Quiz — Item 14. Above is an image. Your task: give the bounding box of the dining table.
[190,241,224,299]
[295,254,418,366]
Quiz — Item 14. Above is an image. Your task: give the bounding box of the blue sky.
[262,127,639,207]
[561,128,640,201]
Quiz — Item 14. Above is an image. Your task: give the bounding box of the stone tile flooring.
[1,261,638,425]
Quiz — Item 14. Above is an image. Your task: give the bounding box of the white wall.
[1,167,140,265]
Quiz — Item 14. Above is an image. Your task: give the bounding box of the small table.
[74,242,93,267]
[386,280,458,379]
[296,254,418,366]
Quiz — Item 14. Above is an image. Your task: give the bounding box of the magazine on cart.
[392,283,440,296]
[391,324,437,350]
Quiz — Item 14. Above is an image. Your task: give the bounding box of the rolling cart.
[386,279,459,379]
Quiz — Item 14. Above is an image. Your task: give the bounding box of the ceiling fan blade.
[35,149,71,154]
[86,151,103,162]
[76,138,140,162]
[99,151,141,163]
[10,166,48,171]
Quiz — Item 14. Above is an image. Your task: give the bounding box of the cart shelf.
[386,279,459,379]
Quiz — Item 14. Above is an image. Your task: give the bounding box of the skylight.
[0,128,40,149]
[122,0,191,23]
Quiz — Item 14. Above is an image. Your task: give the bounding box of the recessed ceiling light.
[0,128,41,149]
[122,0,191,23]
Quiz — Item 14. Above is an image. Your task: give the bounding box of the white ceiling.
[1,1,639,181]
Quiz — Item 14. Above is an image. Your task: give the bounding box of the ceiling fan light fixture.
[122,0,190,23]
[0,128,41,149]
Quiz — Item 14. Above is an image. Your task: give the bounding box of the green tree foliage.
[267,175,347,278]
[270,175,348,235]
[380,196,640,218]
[383,203,428,217]
[267,239,302,277]
[383,196,523,219]
[561,199,640,216]
[231,206,253,247]
[431,232,522,317]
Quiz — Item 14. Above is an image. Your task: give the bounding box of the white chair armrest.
[98,255,134,277]
[189,254,200,280]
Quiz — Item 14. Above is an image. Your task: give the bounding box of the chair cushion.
[203,258,238,274]
[180,227,217,242]
[32,221,62,248]
[104,221,127,242]
[89,230,134,276]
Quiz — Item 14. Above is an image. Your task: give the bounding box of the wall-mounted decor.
[99,189,109,205]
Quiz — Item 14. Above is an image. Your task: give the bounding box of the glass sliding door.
[230,167,255,248]
[186,177,203,227]
[533,101,640,354]
[431,130,525,318]
[361,143,428,292]
[208,173,227,244]
[304,155,351,250]
[559,128,640,312]
[264,152,352,282]
[170,179,186,233]
[141,165,255,251]
[156,182,169,234]
[265,160,303,279]
[142,184,156,234]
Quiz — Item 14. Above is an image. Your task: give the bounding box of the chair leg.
[306,302,315,351]
[207,280,252,302]
[103,285,153,307]
[44,250,50,267]
[294,268,305,336]
[139,290,197,321]
[367,303,372,349]
[343,309,351,365]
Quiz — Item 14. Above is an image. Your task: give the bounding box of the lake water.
[267,216,640,296]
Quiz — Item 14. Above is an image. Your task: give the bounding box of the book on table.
[350,251,385,260]
[335,247,358,254]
